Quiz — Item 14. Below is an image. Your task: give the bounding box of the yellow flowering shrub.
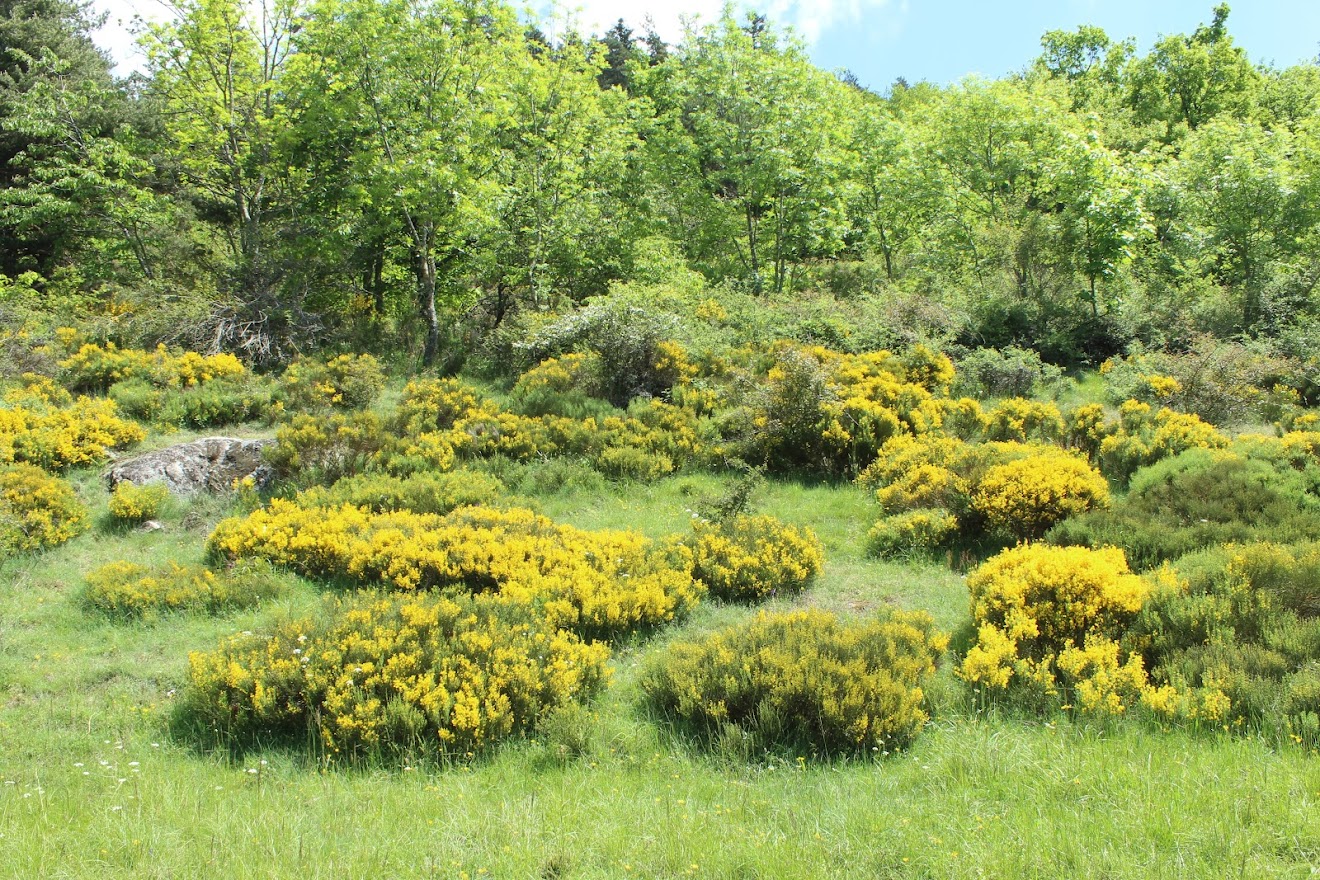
[983,398,1065,443]
[84,558,285,618]
[295,470,504,515]
[0,396,144,470]
[688,514,824,601]
[1098,402,1227,482]
[642,608,948,754]
[1065,403,1111,460]
[393,378,494,436]
[866,508,958,559]
[58,342,244,392]
[208,503,702,637]
[178,591,610,758]
[971,448,1109,540]
[959,544,1165,715]
[266,411,395,485]
[3,373,71,408]
[0,463,88,555]
[107,481,169,524]
[281,353,385,411]
[511,353,595,397]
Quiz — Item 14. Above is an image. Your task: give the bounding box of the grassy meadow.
[3,452,1319,879]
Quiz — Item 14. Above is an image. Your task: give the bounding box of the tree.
[0,0,123,275]
[1175,118,1308,329]
[847,102,943,280]
[596,18,637,91]
[639,12,853,294]
[295,0,521,366]
[1126,3,1260,139]
[142,0,306,362]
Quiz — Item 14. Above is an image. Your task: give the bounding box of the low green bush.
[1048,447,1320,569]
[642,608,947,755]
[107,481,169,524]
[84,558,286,618]
[866,508,958,559]
[296,470,505,515]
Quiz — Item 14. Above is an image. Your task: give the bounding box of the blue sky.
[92,0,1319,84]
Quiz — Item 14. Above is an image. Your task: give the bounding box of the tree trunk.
[418,249,440,367]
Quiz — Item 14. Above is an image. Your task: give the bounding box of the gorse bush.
[687,514,824,601]
[84,558,286,618]
[642,608,947,755]
[0,463,87,556]
[959,544,1171,716]
[107,481,169,524]
[178,591,610,759]
[1096,401,1227,483]
[971,448,1109,541]
[1122,541,1320,737]
[866,508,958,559]
[0,396,144,470]
[281,353,386,411]
[295,470,505,516]
[857,435,1105,547]
[208,503,701,638]
[982,398,1064,443]
[266,411,399,486]
[58,341,245,394]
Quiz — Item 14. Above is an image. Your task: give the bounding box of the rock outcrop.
[105,437,275,495]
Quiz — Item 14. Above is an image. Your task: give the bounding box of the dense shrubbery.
[177,591,610,758]
[858,435,1107,553]
[208,503,701,637]
[952,346,1064,400]
[687,514,823,601]
[0,463,88,556]
[642,608,946,755]
[866,508,959,559]
[84,558,286,618]
[1121,541,1320,739]
[58,341,245,394]
[1048,446,1320,569]
[295,470,505,515]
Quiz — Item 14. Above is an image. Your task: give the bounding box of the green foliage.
[642,608,947,755]
[866,508,958,560]
[688,514,824,602]
[1124,541,1320,736]
[265,411,397,486]
[953,346,1065,400]
[1049,446,1320,569]
[295,470,504,516]
[281,353,386,412]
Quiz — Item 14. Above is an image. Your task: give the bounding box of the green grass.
[3,463,1320,878]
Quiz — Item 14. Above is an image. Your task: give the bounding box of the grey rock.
[105,437,275,496]
[139,520,165,532]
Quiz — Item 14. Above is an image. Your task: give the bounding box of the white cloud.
[90,0,174,74]
[542,0,895,46]
[91,0,899,74]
